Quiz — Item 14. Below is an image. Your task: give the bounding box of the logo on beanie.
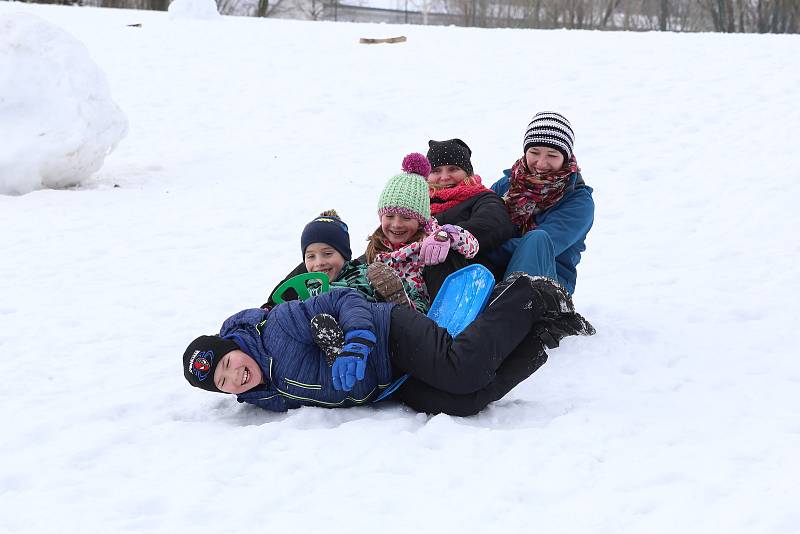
[188,349,214,382]
[315,216,348,233]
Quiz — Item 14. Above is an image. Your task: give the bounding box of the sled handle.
[272,272,330,303]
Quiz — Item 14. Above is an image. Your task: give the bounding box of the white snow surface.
[0,12,127,195]
[1,3,799,533]
[167,0,220,20]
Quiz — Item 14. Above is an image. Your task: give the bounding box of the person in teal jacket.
[489,111,594,295]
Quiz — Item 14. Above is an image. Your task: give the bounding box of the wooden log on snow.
[359,36,407,45]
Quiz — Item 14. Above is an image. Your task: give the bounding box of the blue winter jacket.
[220,288,395,412]
[490,170,594,294]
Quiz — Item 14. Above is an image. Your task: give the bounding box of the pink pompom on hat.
[377,152,433,229]
[401,152,431,177]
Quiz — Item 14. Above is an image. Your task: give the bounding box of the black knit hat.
[182,335,240,393]
[427,139,474,176]
[300,210,352,260]
[523,112,575,161]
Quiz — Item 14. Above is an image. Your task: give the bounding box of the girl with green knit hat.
[365,153,479,305]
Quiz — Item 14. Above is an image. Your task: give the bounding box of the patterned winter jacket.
[266,259,428,312]
[225,288,395,412]
[374,220,479,303]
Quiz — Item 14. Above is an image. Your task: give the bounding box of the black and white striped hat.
[523,112,575,161]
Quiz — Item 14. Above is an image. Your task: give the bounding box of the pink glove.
[439,224,461,240]
[420,231,451,265]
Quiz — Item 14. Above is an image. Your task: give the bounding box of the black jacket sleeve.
[437,192,514,252]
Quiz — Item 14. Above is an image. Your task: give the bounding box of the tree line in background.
[443,0,798,32]
[22,0,799,33]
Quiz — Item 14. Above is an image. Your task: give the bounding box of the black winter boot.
[493,272,574,320]
[534,312,596,349]
[310,313,345,367]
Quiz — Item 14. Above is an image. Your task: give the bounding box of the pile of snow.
[168,0,221,20]
[0,13,127,195]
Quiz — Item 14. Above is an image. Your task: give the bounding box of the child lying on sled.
[183,274,594,417]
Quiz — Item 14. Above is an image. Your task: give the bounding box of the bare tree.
[659,0,668,29]
[598,0,622,29]
[297,0,324,19]
[409,0,442,25]
[255,0,285,17]
[217,0,245,14]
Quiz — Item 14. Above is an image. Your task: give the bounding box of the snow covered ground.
[1,2,799,532]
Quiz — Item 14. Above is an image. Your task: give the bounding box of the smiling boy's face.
[213,350,264,394]
[304,242,346,282]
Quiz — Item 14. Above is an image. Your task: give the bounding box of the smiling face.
[213,349,265,394]
[304,243,346,282]
[380,213,421,245]
[525,146,566,174]
[427,165,468,189]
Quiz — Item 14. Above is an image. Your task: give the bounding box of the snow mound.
[0,13,128,195]
[168,0,221,20]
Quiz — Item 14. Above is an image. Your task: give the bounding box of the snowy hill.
[1,2,799,532]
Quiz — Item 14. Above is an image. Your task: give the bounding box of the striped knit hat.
[377,153,432,227]
[523,111,575,161]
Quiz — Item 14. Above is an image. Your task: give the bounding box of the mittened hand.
[367,262,403,298]
[331,329,376,391]
[332,356,364,391]
[420,233,450,265]
[439,224,461,240]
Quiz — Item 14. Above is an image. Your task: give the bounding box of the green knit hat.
[377,153,432,228]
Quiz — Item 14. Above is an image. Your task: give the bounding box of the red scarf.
[429,176,491,215]
[502,156,579,233]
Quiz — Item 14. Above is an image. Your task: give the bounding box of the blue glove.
[331,329,376,391]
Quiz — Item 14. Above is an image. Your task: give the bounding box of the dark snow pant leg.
[422,253,470,302]
[396,333,548,416]
[388,275,542,395]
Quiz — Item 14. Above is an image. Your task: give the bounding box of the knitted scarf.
[429,176,491,215]
[502,156,579,233]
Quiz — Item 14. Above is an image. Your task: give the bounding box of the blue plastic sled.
[373,264,495,403]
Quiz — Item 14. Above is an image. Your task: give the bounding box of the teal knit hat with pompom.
[377,153,432,227]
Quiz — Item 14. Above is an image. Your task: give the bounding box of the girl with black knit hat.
[489,112,595,295]
[423,138,515,296]
[364,153,479,307]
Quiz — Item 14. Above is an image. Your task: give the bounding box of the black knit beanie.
[182,335,240,393]
[300,210,352,261]
[523,112,575,161]
[426,139,474,176]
